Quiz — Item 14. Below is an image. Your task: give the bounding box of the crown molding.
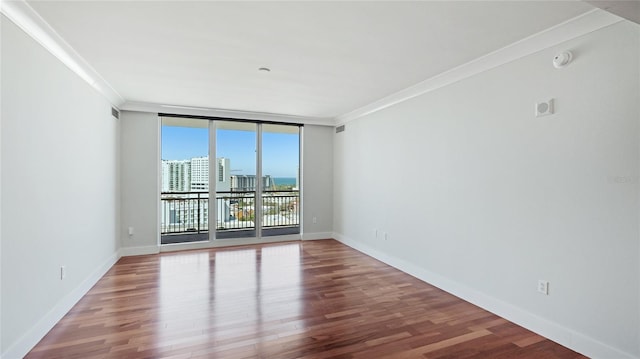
[121,101,335,127]
[1,0,125,107]
[1,1,622,126]
[335,8,623,125]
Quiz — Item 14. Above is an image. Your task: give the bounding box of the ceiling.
[586,0,640,24]
[26,1,598,122]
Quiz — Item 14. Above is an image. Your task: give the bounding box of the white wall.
[334,21,640,358]
[1,16,120,358]
[119,111,160,255]
[302,125,333,239]
[0,16,3,356]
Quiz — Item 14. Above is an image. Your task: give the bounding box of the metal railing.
[216,191,257,231]
[160,192,208,234]
[161,190,299,235]
[262,190,300,228]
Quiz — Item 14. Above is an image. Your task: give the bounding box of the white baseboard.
[119,245,160,257]
[301,232,334,241]
[333,232,637,359]
[1,250,120,359]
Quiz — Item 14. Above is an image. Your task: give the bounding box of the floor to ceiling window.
[160,116,301,245]
[160,117,210,244]
[215,121,258,239]
[261,124,300,237]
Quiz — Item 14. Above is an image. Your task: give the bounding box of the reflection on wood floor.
[27,239,586,358]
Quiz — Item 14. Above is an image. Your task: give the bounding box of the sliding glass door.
[160,116,300,244]
[262,124,300,237]
[160,117,210,244]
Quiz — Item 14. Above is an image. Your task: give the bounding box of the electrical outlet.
[312,217,317,224]
[60,266,66,280]
[537,280,549,295]
[128,227,134,236]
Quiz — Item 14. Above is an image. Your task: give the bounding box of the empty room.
[1,1,639,358]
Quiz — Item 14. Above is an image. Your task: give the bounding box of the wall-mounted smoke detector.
[553,51,572,68]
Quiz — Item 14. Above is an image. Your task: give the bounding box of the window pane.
[215,121,257,238]
[160,117,209,244]
[262,124,300,236]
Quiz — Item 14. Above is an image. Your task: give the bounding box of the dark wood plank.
[26,239,587,359]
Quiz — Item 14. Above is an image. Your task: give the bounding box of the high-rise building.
[231,175,274,191]
[217,157,231,192]
[162,156,275,192]
[190,156,208,191]
[161,159,190,192]
[162,157,232,192]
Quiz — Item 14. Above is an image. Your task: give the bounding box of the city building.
[217,157,231,192]
[189,156,208,191]
[161,159,190,192]
[161,156,232,192]
[230,174,275,191]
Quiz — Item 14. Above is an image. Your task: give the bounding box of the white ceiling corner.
[1,0,125,107]
[335,8,623,125]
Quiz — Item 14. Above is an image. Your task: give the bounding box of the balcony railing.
[161,190,299,235]
[215,190,257,231]
[161,192,208,234]
[262,190,300,228]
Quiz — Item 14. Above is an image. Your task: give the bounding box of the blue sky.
[161,126,299,178]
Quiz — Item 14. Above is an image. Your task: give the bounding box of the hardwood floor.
[27,240,586,358]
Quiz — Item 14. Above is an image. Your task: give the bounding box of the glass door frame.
[205,118,301,243]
